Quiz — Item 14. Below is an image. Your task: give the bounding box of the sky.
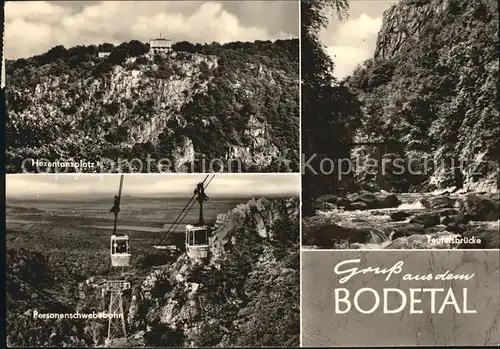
[320,0,398,79]
[4,0,299,60]
[6,174,300,198]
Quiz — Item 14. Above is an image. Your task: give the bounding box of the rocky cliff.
[348,0,499,192]
[374,0,451,60]
[5,40,299,172]
[125,197,300,347]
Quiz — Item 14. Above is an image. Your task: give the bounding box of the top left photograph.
[4,0,299,174]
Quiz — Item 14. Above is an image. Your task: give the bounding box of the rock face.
[457,194,500,221]
[349,0,499,192]
[302,223,372,247]
[5,40,299,172]
[421,196,456,209]
[210,197,298,258]
[338,191,401,210]
[127,197,299,347]
[375,0,451,60]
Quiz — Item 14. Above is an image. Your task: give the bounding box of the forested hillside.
[348,0,499,191]
[6,39,299,172]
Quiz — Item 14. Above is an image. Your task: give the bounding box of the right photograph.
[301,0,499,250]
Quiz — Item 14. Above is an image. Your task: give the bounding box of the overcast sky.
[6,174,300,198]
[5,0,299,60]
[321,0,397,79]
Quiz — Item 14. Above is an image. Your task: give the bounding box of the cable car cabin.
[110,235,131,267]
[185,224,209,260]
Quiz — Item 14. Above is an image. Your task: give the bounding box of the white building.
[98,52,111,58]
[149,38,172,54]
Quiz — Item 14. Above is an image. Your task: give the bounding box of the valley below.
[6,196,300,347]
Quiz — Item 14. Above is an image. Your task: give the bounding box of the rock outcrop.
[126,197,299,347]
[348,0,499,192]
[6,40,299,173]
[456,194,500,221]
[374,0,451,60]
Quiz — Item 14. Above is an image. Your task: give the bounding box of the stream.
[304,190,499,249]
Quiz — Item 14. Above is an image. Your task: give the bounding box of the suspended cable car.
[185,224,209,259]
[110,234,131,267]
[109,175,131,267]
[185,182,210,260]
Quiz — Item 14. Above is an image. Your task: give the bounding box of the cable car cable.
[167,195,198,238]
[164,174,209,230]
[173,174,209,222]
[156,174,215,247]
[110,175,131,269]
[160,173,215,244]
[154,174,209,246]
[160,174,215,245]
[112,174,125,235]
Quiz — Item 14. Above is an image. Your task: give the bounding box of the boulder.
[409,213,440,227]
[390,211,413,221]
[314,194,338,204]
[313,201,337,211]
[445,223,467,234]
[458,194,499,221]
[348,202,369,210]
[385,235,431,249]
[431,186,457,196]
[421,196,456,209]
[343,191,401,210]
[440,209,466,225]
[459,225,499,249]
[324,202,337,210]
[303,224,372,247]
[391,223,425,240]
[254,213,267,238]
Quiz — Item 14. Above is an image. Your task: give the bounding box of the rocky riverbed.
[303,188,499,249]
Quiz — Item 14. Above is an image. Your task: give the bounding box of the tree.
[126,40,149,57]
[99,43,115,52]
[172,41,197,53]
[301,0,362,216]
[45,45,68,61]
[144,323,185,347]
[345,0,498,191]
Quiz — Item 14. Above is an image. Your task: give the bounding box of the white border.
[301,248,494,252]
[8,172,300,176]
[298,0,303,346]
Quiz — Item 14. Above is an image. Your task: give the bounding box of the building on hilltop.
[149,37,172,54]
[98,52,111,58]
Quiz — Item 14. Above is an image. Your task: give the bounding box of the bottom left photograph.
[5,173,300,348]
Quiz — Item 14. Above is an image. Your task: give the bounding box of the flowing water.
[315,191,498,249]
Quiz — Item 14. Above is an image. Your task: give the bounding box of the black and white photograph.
[6,173,300,347]
[4,0,299,174]
[3,0,500,348]
[301,0,499,249]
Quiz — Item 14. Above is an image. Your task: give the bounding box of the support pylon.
[105,280,130,342]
